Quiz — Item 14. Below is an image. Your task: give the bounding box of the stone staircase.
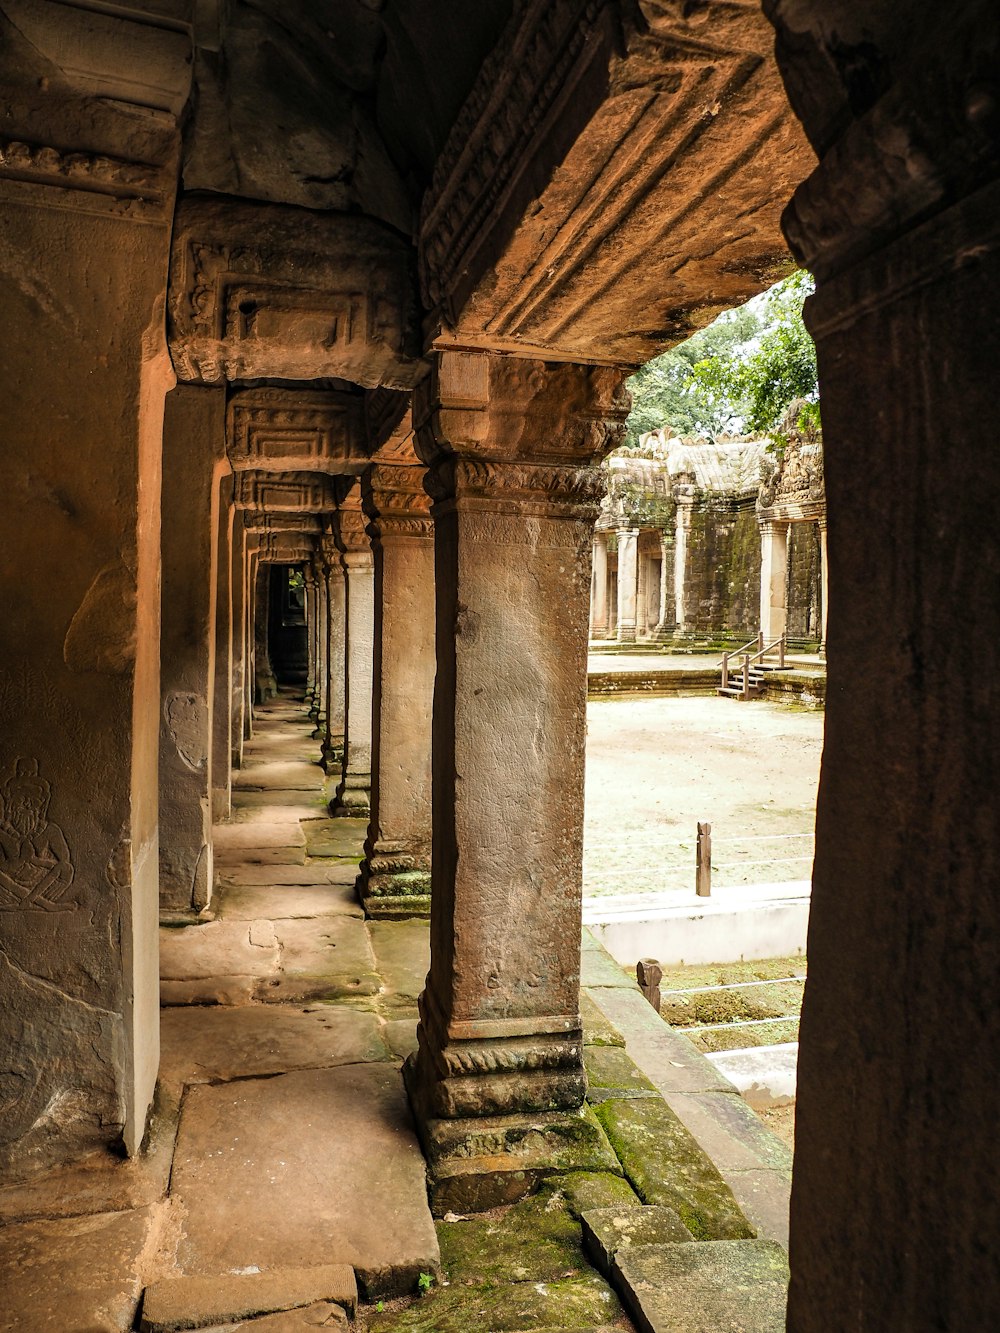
[718,633,787,700]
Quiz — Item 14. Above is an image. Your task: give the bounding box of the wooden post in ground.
[696,822,712,897]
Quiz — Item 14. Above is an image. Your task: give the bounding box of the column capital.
[362,463,434,541]
[414,350,630,467]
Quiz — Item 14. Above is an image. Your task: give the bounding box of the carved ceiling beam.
[241,513,325,536]
[419,0,814,368]
[226,386,367,473]
[168,193,423,387]
[234,471,334,515]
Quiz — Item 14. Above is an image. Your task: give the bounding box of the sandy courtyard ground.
[583,695,825,900]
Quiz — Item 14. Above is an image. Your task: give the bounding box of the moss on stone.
[436,1190,586,1286]
[580,989,626,1048]
[593,1097,755,1241]
[360,1270,622,1332]
[584,1046,655,1092]
[537,1170,642,1219]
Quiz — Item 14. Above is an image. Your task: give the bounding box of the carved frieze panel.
[0,759,77,914]
[168,195,422,387]
[227,388,367,473]
[419,0,813,366]
[757,439,825,523]
[241,513,324,536]
[234,471,333,515]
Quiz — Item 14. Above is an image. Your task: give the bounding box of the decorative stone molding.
[757,438,825,524]
[365,388,418,462]
[0,137,169,209]
[227,387,366,473]
[362,464,434,541]
[241,513,324,536]
[257,536,317,564]
[770,2,1000,281]
[415,350,630,466]
[334,505,373,557]
[234,472,334,515]
[419,0,811,365]
[168,194,421,387]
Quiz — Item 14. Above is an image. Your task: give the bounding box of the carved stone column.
[211,475,235,821]
[759,521,788,642]
[330,503,375,818]
[357,465,435,918]
[309,554,328,738]
[243,538,258,740]
[303,568,318,707]
[590,531,610,639]
[254,565,276,702]
[654,528,677,640]
[159,389,228,913]
[817,516,828,659]
[615,526,639,642]
[0,41,188,1170]
[320,538,346,772]
[673,495,694,634]
[407,352,630,1213]
[230,513,247,768]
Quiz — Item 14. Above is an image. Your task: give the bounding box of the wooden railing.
[719,632,786,697]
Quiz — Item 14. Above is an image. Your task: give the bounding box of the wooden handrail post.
[742,653,750,697]
[779,633,786,668]
[696,822,712,897]
[721,651,729,689]
[758,630,764,654]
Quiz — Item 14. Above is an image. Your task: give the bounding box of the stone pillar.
[673,498,693,632]
[310,555,327,737]
[768,7,1000,1326]
[817,516,828,659]
[330,505,375,818]
[211,474,235,821]
[590,531,610,638]
[407,352,630,1213]
[159,390,228,913]
[759,521,788,642]
[615,526,639,642]
[254,564,276,702]
[231,513,247,767]
[655,528,677,639]
[0,71,186,1169]
[357,465,435,918]
[303,568,318,707]
[245,543,259,731]
[321,539,347,773]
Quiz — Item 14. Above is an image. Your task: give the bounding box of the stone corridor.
[0,692,794,1332]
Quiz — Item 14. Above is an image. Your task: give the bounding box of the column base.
[321,737,344,772]
[356,841,431,919]
[402,1055,619,1216]
[310,713,325,740]
[616,627,637,643]
[331,772,370,819]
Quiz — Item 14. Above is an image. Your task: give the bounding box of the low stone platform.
[0,694,793,1332]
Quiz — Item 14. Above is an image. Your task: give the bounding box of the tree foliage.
[624,270,819,447]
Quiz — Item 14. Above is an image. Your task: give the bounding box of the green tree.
[624,270,818,447]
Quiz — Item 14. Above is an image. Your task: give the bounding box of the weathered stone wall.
[785,522,822,643]
[681,501,761,636]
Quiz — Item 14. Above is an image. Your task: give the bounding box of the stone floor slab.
[364,1271,622,1332]
[213,822,308,851]
[214,881,362,921]
[581,1205,692,1280]
[217,865,358,887]
[260,917,379,1002]
[159,1006,389,1086]
[194,1305,349,1331]
[0,1206,156,1332]
[159,921,279,980]
[235,763,324,792]
[612,1239,789,1333]
[139,1265,356,1331]
[300,818,367,858]
[169,1065,439,1299]
[368,920,430,1011]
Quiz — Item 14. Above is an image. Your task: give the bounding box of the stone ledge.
[139,1265,357,1331]
[581,1205,692,1281]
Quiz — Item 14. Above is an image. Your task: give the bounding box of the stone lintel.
[362,462,433,543]
[234,471,333,514]
[419,1,811,365]
[226,386,367,472]
[168,193,422,387]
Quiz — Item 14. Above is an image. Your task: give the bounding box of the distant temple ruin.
[591,429,826,650]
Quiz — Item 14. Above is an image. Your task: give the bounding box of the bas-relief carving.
[0,760,76,913]
[168,196,421,388]
[419,0,811,364]
[757,437,825,522]
[165,692,208,772]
